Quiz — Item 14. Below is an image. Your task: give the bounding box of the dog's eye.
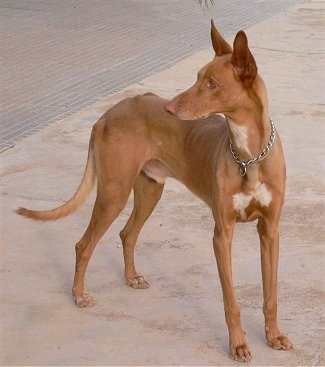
[207,79,217,89]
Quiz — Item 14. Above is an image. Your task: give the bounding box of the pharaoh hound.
[17,21,293,361]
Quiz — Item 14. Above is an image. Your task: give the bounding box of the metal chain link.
[229,117,276,177]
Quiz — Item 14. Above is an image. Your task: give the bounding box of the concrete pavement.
[1,0,324,365]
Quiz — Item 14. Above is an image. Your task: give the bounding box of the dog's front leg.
[257,217,293,350]
[213,219,251,362]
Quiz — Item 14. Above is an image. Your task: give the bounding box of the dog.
[16,21,292,362]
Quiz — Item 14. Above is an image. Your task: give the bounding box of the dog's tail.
[16,134,96,221]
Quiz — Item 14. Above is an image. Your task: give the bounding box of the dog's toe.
[127,275,149,289]
[268,335,293,350]
[74,292,96,308]
[231,343,251,363]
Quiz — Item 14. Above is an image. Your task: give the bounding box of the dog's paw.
[230,343,251,363]
[126,275,149,289]
[267,334,293,350]
[73,292,96,308]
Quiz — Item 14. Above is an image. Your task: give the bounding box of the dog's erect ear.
[211,20,232,56]
[231,30,257,86]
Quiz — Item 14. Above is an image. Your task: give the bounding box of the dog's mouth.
[168,110,197,120]
[165,101,209,121]
[165,104,211,121]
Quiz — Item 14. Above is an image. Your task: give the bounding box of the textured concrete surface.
[0,0,296,151]
[1,0,324,366]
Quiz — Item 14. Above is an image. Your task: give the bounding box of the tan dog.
[16,21,292,362]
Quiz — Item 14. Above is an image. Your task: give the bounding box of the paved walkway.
[1,0,324,366]
[0,0,296,151]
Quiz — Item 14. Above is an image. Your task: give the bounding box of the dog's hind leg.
[120,171,164,289]
[72,169,137,307]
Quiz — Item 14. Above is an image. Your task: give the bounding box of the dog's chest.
[233,181,272,221]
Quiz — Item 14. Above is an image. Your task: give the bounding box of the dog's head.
[165,21,259,120]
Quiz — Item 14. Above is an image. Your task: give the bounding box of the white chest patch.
[233,182,272,216]
[228,120,251,156]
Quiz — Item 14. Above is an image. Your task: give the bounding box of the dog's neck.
[226,76,272,162]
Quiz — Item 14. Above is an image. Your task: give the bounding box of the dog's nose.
[165,100,177,114]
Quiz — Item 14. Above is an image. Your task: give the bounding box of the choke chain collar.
[229,117,276,177]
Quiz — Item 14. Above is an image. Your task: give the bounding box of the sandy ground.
[1,0,324,366]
